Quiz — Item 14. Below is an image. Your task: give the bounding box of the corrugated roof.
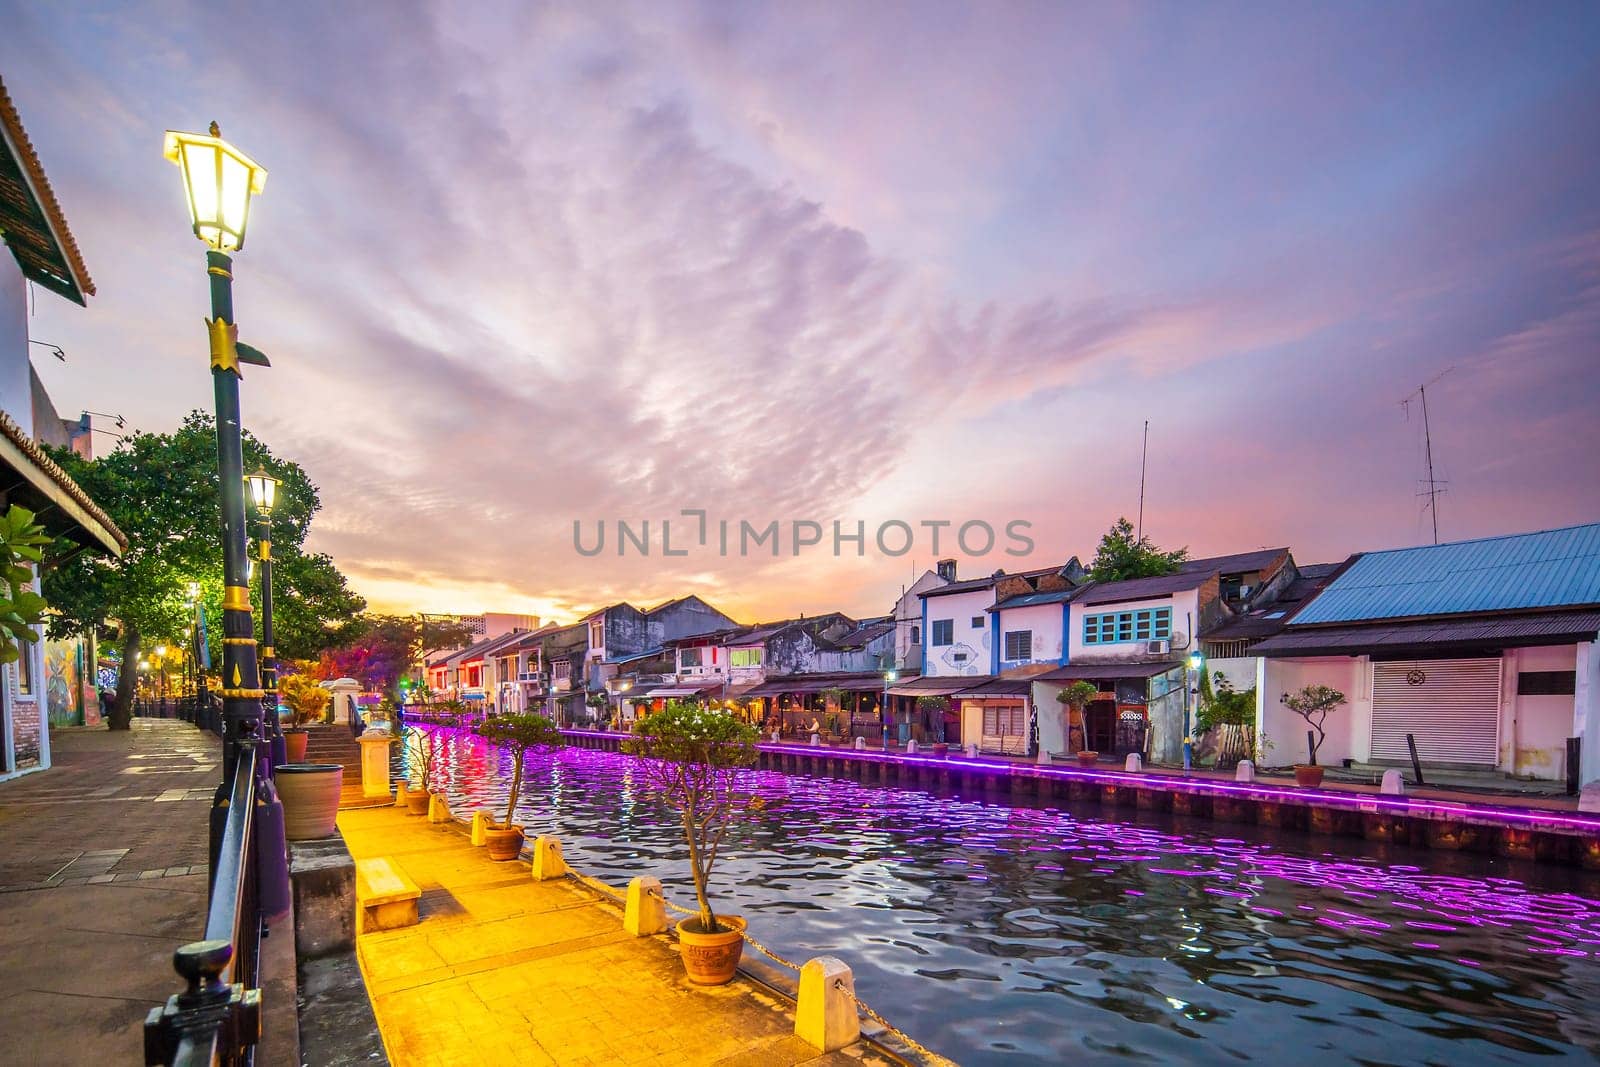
[1034,660,1179,681]
[1073,571,1211,606]
[954,677,1033,698]
[1179,548,1288,576]
[989,588,1081,611]
[1292,523,1600,624]
[887,676,972,697]
[921,575,999,597]
[1254,610,1600,657]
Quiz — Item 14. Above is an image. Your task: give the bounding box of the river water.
[414,728,1600,1065]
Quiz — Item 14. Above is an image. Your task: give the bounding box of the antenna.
[1137,420,1149,542]
[1401,370,1452,544]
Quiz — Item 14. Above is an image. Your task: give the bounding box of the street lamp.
[1184,649,1204,773]
[247,466,284,764]
[166,122,269,791]
[882,669,898,753]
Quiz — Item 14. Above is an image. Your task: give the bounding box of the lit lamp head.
[246,467,279,516]
[885,669,899,684]
[155,645,168,658]
[1187,650,1204,672]
[163,123,267,252]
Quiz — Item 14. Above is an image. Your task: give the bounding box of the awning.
[1252,611,1600,658]
[0,410,124,556]
[744,674,889,698]
[955,678,1033,699]
[888,676,981,697]
[642,684,721,699]
[1032,660,1179,682]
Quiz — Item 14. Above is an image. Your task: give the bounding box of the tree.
[311,614,476,697]
[1282,684,1346,766]
[279,674,331,726]
[622,701,760,934]
[1088,517,1187,582]
[1055,681,1099,752]
[475,713,564,830]
[0,506,51,666]
[43,411,364,729]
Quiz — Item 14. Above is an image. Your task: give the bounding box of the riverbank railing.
[144,741,263,1065]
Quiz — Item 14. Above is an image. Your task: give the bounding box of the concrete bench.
[355,857,420,933]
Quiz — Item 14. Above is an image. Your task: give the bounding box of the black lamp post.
[881,669,898,752]
[247,467,284,766]
[165,122,269,789]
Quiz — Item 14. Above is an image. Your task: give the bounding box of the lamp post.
[165,122,269,790]
[1185,649,1204,772]
[882,669,898,752]
[247,467,285,767]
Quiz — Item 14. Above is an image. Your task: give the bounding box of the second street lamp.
[166,121,269,790]
[247,466,284,767]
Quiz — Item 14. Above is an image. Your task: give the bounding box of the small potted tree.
[622,700,760,985]
[400,702,460,814]
[918,696,952,757]
[474,713,565,860]
[1055,681,1098,762]
[1282,685,1346,787]
[278,675,331,763]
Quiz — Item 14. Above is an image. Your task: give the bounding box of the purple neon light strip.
[553,728,1600,834]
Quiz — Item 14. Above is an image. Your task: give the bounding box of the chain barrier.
[558,863,943,1064]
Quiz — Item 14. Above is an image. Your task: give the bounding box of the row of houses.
[423,520,1600,789]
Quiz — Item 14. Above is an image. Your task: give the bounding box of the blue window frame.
[1083,607,1171,645]
[931,619,954,646]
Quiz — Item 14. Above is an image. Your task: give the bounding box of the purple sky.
[5,2,1598,623]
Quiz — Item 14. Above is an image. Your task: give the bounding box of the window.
[1083,607,1171,645]
[553,661,570,681]
[589,620,604,648]
[1518,671,1576,696]
[931,620,954,646]
[16,647,31,695]
[680,647,703,668]
[952,651,969,663]
[1004,631,1033,661]
[982,704,1025,736]
[731,648,763,668]
[971,616,984,628]
[910,625,920,643]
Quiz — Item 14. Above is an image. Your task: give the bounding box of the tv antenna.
[1137,419,1149,542]
[1401,369,1452,544]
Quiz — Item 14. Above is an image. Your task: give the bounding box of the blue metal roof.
[1293,523,1600,625]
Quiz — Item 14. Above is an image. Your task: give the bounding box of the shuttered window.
[982,704,1026,736]
[1371,658,1501,766]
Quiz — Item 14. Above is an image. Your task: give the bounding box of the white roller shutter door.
[1371,658,1501,766]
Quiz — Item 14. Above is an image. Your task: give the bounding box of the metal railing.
[144,742,263,1065]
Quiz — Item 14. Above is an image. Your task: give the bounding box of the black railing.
[144,742,263,1065]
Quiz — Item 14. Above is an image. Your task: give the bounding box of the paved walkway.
[340,804,899,1067]
[0,719,293,1066]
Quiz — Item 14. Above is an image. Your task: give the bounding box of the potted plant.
[918,696,951,756]
[474,713,564,861]
[1282,684,1346,787]
[401,703,460,814]
[1055,681,1098,758]
[1195,671,1258,768]
[278,674,331,762]
[622,700,760,985]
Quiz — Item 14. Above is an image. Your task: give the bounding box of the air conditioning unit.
[1237,585,1254,599]
[517,671,543,683]
[1145,639,1170,655]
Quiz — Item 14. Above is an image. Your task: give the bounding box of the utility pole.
[1137,420,1149,543]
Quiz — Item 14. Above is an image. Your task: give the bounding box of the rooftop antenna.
[1401,370,1452,544]
[1137,419,1149,542]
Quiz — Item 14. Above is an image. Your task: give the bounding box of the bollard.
[358,733,394,798]
[1381,769,1406,796]
[1125,753,1142,773]
[810,732,821,746]
[1582,784,1600,814]
[428,793,451,823]
[624,876,668,936]
[1235,759,1255,783]
[795,956,860,1052]
[531,836,567,881]
[966,742,979,758]
[1037,749,1052,766]
[906,739,919,754]
[394,779,410,808]
[470,809,495,846]
[854,736,867,751]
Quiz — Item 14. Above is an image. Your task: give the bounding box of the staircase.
[301,725,383,808]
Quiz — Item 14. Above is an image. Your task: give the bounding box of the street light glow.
[246,467,279,515]
[163,123,268,252]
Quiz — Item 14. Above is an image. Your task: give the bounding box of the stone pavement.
[0,719,294,1066]
[340,804,902,1067]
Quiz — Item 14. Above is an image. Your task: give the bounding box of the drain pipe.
[1405,732,1427,786]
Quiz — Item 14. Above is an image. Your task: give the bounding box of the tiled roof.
[989,588,1081,611]
[1033,659,1179,681]
[1292,523,1600,625]
[1179,548,1288,576]
[0,409,124,554]
[1073,571,1211,606]
[921,575,999,597]
[0,76,92,304]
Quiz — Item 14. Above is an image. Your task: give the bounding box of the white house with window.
[921,575,999,677]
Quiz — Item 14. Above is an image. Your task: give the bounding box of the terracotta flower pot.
[484,824,525,861]
[1294,764,1325,788]
[932,743,949,759]
[283,728,309,763]
[1076,751,1100,767]
[676,914,747,985]
[274,763,343,840]
[405,788,432,816]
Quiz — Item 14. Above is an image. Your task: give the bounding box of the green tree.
[43,411,364,729]
[1088,517,1188,582]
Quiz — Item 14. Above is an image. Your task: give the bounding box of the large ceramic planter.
[283,728,309,763]
[274,763,343,840]
[676,915,747,985]
[931,743,949,759]
[1076,751,1100,767]
[405,788,432,816]
[484,825,525,862]
[1294,764,1325,788]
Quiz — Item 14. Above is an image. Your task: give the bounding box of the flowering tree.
[403,703,462,792]
[279,674,331,726]
[622,700,759,934]
[1282,684,1346,765]
[475,713,564,830]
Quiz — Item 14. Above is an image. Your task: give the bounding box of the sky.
[4,1,1598,627]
